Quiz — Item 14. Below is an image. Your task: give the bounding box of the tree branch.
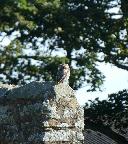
[111,59,128,71]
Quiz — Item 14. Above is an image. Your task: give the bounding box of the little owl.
[56,64,70,84]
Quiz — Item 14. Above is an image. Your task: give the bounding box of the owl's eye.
[59,67,63,70]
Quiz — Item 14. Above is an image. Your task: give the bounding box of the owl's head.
[58,64,69,71]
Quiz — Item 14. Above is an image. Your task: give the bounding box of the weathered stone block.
[0,82,84,144]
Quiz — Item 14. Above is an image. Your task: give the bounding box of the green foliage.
[0,0,128,90]
[84,89,128,135]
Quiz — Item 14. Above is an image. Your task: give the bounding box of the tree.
[0,0,128,90]
[84,89,128,143]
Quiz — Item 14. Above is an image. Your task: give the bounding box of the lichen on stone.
[0,82,84,143]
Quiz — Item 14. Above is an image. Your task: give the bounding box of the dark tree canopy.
[84,89,128,143]
[0,0,128,90]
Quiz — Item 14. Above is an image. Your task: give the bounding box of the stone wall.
[0,82,84,144]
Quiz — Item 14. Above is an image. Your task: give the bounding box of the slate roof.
[84,129,117,144]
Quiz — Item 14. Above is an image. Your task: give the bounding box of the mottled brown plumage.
[56,64,70,84]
